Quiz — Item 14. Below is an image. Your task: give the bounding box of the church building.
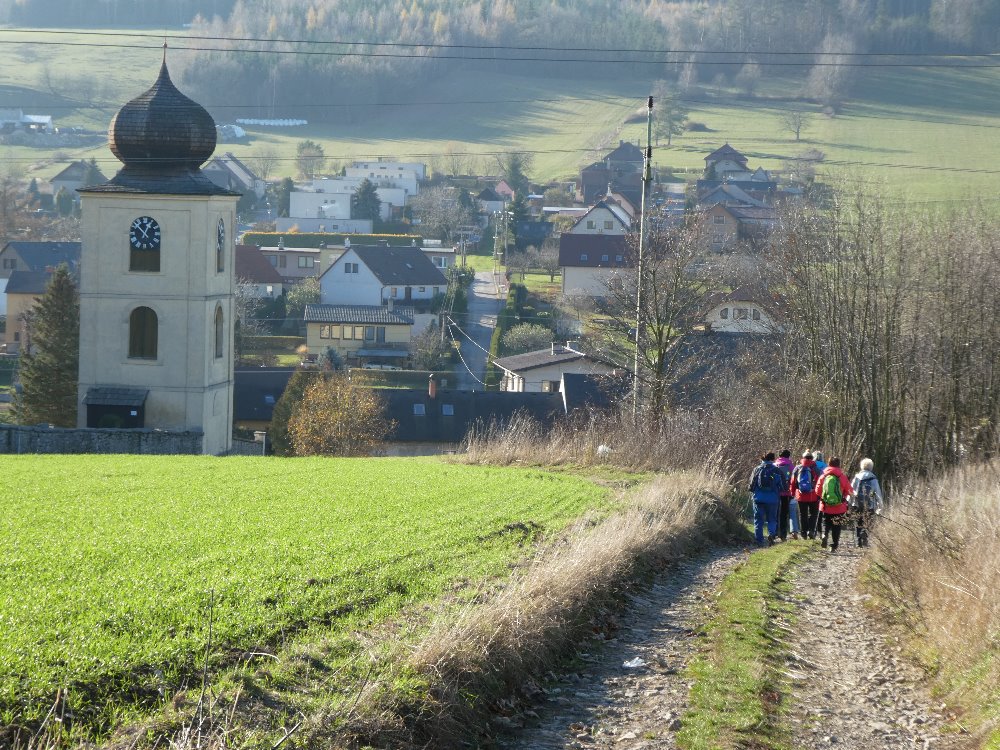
[76,50,240,455]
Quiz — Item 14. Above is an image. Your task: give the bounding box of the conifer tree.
[15,264,79,427]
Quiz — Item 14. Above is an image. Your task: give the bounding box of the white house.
[274,217,374,233]
[558,233,631,297]
[344,165,419,197]
[319,244,447,307]
[351,160,425,180]
[235,245,284,299]
[495,343,616,393]
[566,201,631,235]
[705,289,783,334]
[291,178,408,221]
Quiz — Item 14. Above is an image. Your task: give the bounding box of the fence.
[0,424,204,455]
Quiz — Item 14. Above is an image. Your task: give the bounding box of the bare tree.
[247,147,279,183]
[780,110,811,141]
[410,186,475,243]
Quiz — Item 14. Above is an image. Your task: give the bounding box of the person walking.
[810,450,829,537]
[749,452,783,546]
[818,456,852,552]
[775,449,797,540]
[791,451,821,539]
[850,458,885,548]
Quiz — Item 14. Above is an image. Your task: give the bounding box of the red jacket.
[818,466,853,515]
[790,459,821,503]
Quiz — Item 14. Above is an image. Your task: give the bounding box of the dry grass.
[461,410,778,478]
[866,461,1000,743]
[306,469,748,748]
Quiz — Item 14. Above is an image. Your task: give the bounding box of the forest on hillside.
[5,0,1000,118]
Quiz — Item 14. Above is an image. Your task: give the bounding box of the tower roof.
[82,49,237,196]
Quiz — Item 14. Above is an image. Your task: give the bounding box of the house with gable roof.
[303,302,416,367]
[567,200,631,235]
[319,243,447,308]
[0,241,81,318]
[51,161,107,203]
[235,244,284,299]
[494,342,616,393]
[203,152,266,198]
[559,233,631,297]
[580,140,645,206]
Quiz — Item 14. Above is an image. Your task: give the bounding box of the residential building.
[579,140,644,206]
[255,245,321,284]
[704,289,783,334]
[703,203,776,252]
[0,241,81,280]
[0,109,53,133]
[235,244,284,298]
[477,186,506,214]
[566,201,631,235]
[319,244,447,307]
[233,368,294,432]
[203,152,266,198]
[51,162,107,203]
[4,271,56,352]
[304,303,415,367]
[494,343,616,393]
[558,233,630,297]
[344,163,419,196]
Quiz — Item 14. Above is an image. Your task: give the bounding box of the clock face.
[217,218,225,252]
[129,216,161,251]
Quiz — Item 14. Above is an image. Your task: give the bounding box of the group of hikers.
[749,450,885,551]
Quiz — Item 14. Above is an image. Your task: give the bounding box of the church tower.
[77,50,240,455]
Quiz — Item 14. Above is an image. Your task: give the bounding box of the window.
[364,326,376,341]
[541,380,561,393]
[586,220,595,229]
[615,255,624,262]
[752,309,761,321]
[580,254,588,261]
[214,307,224,358]
[278,255,287,268]
[344,262,359,274]
[342,325,352,339]
[128,307,158,359]
[604,220,614,230]
[130,243,160,273]
[413,403,426,416]
[320,324,331,339]
[419,286,426,293]
[720,308,729,319]
[266,255,277,267]
[354,326,365,340]
[442,403,454,416]
[601,254,609,262]
[433,286,440,295]
[714,215,726,224]
[391,287,398,297]
[2,258,15,270]
[734,307,750,320]
[297,256,313,268]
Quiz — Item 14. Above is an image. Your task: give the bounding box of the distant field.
[0,28,997,202]
[0,455,610,738]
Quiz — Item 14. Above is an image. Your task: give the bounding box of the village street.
[452,268,504,391]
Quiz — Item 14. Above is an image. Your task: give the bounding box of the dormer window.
[720,308,729,319]
[580,254,588,261]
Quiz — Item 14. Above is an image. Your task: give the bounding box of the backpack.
[856,477,876,509]
[821,473,845,508]
[795,465,815,494]
[750,463,783,494]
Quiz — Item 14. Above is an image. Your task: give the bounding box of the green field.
[0,455,610,738]
[0,29,997,202]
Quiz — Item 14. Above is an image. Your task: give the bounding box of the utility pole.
[632,96,653,422]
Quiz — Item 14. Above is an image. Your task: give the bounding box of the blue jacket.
[749,460,782,504]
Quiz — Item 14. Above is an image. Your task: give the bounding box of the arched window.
[214,306,224,359]
[128,307,158,359]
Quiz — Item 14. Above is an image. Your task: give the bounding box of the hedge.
[241,232,423,248]
[243,335,306,353]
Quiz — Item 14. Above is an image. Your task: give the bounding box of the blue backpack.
[750,463,783,493]
[795,465,815,494]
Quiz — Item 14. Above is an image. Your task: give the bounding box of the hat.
[802,451,813,459]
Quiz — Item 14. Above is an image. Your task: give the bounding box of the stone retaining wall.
[0,424,204,454]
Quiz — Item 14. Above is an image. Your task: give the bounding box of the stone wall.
[0,424,204,454]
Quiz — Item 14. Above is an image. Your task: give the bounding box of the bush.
[501,323,553,355]
[242,335,305,353]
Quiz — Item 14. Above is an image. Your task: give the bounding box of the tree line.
[155,0,1000,123]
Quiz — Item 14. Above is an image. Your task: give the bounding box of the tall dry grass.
[313,469,748,748]
[866,461,1000,741]
[461,410,785,477]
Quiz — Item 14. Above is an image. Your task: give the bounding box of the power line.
[2,28,998,59]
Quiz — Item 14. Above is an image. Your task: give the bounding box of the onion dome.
[108,50,216,172]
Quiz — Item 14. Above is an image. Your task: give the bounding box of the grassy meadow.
[0,454,611,739]
[0,29,999,202]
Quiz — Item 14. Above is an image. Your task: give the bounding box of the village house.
[704,289,784,334]
[319,244,447,308]
[254,244,322,285]
[558,233,630,297]
[0,241,81,318]
[0,108,53,133]
[494,343,616,393]
[50,161,107,204]
[703,203,777,252]
[566,200,632,235]
[303,303,415,367]
[579,140,644,206]
[203,152,266,198]
[235,245,284,299]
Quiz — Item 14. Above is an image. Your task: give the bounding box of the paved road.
[451,269,504,391]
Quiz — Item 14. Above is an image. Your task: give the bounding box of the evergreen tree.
[508,192,530,250]
[54,187,73,217]
[82,158,104,187]
[269,368,323,456]
[351,178,382,223]
[27,178,40,206]
[15,265,79,427]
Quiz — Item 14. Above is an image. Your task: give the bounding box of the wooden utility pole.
[632,96,653,422]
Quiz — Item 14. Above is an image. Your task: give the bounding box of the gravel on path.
[783,543,971,750]
[501,549,749,750]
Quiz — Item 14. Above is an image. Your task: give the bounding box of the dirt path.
[783,544,969,749]
[501,548,748,749]
[503,541,973,750]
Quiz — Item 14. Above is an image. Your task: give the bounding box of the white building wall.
[568,205,629,235]
[320,249,384,305]
[561,266,621,297]
[344,166,418,196]
[706,302,781,333]
[274,217,373,234]
[502,359,614,393]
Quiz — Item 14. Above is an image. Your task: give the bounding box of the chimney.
[428,373,437,400]
[278,236,284,249]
